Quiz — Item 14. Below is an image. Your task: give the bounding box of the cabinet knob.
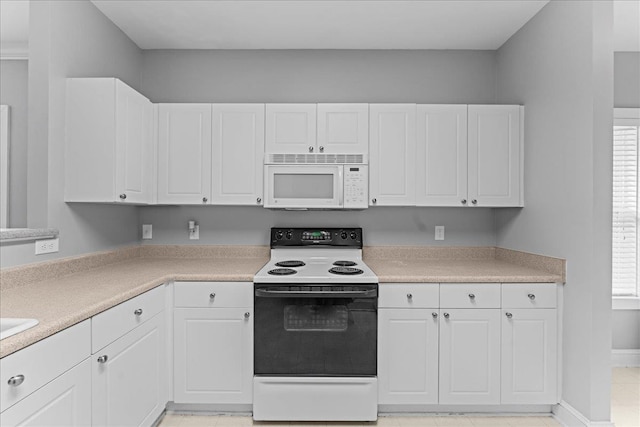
[244,312,251,319]
[432,312,438,318]
[461,199,467,205]
[309,146,314,153]
[202,197,208,203]
[468,293,475,300]
[372,198,377,204]
[210,293,216,300]
[134,308,143,316]
[471,199,478,205]
[406,293,413,300]
[7,375,25,386]
[319,146,324,152]
[119,193,127,200]
[528,293,536,300]
[97,355,108,364]
[257,197,262,204]
[443,312,450,318]
[505,312,513,319]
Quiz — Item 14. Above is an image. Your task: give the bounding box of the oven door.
[254,284,377,377]
[264,165,343,209]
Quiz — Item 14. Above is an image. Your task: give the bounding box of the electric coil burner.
[253,228,378,422]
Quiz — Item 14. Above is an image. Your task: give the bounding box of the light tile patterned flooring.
[160,368,640,427]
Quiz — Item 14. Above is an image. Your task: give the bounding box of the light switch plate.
[142,224,152,239]
[435,226,445,241]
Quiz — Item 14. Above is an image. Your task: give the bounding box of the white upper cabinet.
[416,105,468,207]
[317,104,369,154]
[157,104,212,204]
[369,104,416,206]
[65,78,153,204]
[212,104,265,205]
[266,104,316,154]
[468,105,523,207]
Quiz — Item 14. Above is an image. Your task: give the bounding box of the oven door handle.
[255,289,377,298]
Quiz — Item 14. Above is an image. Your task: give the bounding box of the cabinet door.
[501,309,558,404]
[369,104,416,206]
[0,359,91,427]
[416,105,468,207]
[212,104,265,205]
[317,104,369,154]
[92,312,166,427]
[174,308,253,404]
[265,104,316,154]
[439,309,500,404]
[378,309,439,405]
[158,104,212,204]
[468,105,522,207]
[115,80,153,204]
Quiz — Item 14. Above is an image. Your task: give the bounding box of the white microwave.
[264,164,368,209]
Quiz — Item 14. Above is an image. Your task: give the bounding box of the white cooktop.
[254,248,378,284]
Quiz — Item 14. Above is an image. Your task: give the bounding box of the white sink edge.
[0,318,39,340]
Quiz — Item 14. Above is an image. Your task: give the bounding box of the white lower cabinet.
[378,309,439,405]
[92,311,166,427]
[0,359,91,427]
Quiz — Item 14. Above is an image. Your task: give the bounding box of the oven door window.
[254,288,377,377]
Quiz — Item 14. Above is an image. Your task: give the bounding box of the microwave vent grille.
[266,154,365,164]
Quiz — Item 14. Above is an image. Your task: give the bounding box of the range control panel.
[270,228,363,248]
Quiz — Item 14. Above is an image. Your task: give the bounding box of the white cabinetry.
[369,104,416,206]
[378,284,439,405]
[158,104,212,204]
[173,282,253,404]
[266,104,316,154]
[212,104,265,205]
[416,105,468,206]
[317,104,369,154]
[501,284,558,404]
[468,105,523,207]
[65,78,153,204]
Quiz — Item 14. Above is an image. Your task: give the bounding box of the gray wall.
[614,52,640,108]
[494,1,613,422]
[1,0,144,268]
[0,60,28,228]
[138,49,497,247]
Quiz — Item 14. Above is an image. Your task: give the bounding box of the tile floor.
[159,368,640,427]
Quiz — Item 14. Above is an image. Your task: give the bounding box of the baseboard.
[553,401,614,427]
[612,349,640,367]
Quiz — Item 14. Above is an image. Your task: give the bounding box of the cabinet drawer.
[91,285,165,353]
[174,282,253,308]
[1,320,90,413]
[502,283,557,308]
[440,283,500,308]
[378,284,439,308]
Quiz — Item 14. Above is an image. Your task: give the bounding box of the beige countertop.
[0,245,564,358]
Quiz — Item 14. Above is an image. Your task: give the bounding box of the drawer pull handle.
[506,312,513,319]
[210,293,216,299]
[528,293,536,300]
[97,355,108,364]
[134,308,143,316]
[244,312,251,319]
[432,312,438,318]
[7,375,25,386]
[443,312,450,318]
[406,293,413,300]
[468,293,475,299]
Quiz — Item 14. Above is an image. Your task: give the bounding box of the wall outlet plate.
[435,226,445,241]
[189,225,200,240]
[35,238,59,255]
[142,224,152,239]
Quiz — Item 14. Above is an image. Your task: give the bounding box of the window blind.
[612,125,639,296]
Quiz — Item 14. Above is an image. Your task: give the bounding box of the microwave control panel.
[343,165,368,209]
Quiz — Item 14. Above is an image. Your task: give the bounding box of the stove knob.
[275,231,284,240]
[285,231,293,239]
[350,232,357,240]
[341,231,348,239]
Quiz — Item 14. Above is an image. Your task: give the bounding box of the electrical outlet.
[435,226,445,241]
[35,238,59,255]
[142,224,153,239]
[189,225,200,240]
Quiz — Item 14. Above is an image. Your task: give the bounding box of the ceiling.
[1,0,638,54]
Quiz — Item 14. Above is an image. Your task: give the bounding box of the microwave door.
[264,165,342,209]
